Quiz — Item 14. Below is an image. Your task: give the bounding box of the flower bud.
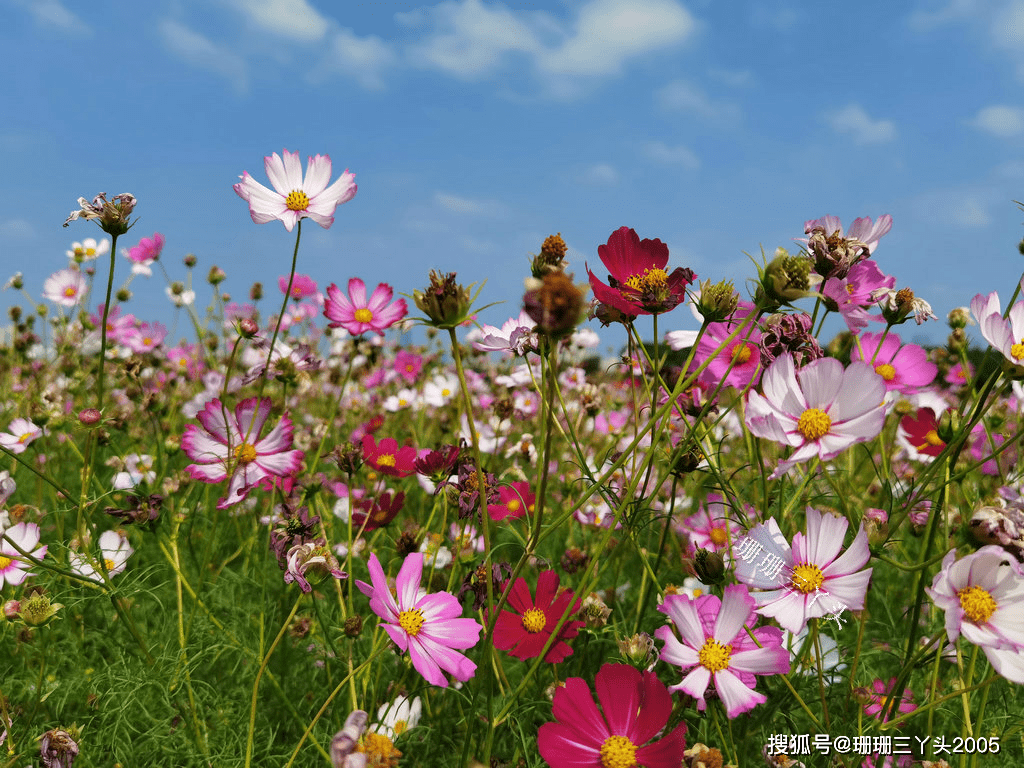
[413,270,474,329]
[523,272,587,340]
[695,278,739,323]
[9,305,21,322]
[758,248,815,307]
[937,409,960,443]
[617,632,657,669]
[78,408,102,426]
[7,273,23,290]
[184,253,198,268]
[863,508,889,547]
[250,282,263,301]
[238,318,259,338]
[3,599,21,620]
[115,288,132,302]
[344,615,363,637]
[560,547,589,574]
[580,592,611,629]
[693,548,725,584]
[208,266,226,285]
[947,307,971,330]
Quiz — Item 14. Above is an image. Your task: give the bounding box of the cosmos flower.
[324,278,407,337]
[734,507,872,634]
[491,570,584,663]
[356,552,483,688]
[820,259,893,333]
[0,418,43,455]
[656,584,790,718]
[181,397,303,509]
[860,677,916,723]
[66,237,109,263]
[898,407,947,459]
[851,332,937,394]
[488,481,534,521]
[361,435,417,478]
[125,232,164,276]
[68,529,134,582]
[694,318,763,391]
[469,310,538,356]
[1,522,47,587]
[971,284,1024,370]
[537,663,687,768]
[42,268,87,307]
[744,353,887,479]
[586,226,695,316]
[371,695,422,741]
[279,273,318,300]
[233,149,356,232]
[926,545,1024,683]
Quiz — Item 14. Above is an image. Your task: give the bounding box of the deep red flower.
[492,570,584,663]
[586,226,695,316]
[900,407,946,457]
[538,663,687,768]
[352,490,406,530]
[361,435,417,478]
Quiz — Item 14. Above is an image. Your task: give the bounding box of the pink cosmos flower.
[679,493,745,558]
[0,418,43,455]
[488,481,534,521]
[469,310,538,356]
[279,273,318,300]
[803,214,893,255]
[126,321,167,354]
[734,507,872,634]
[851,332,937,394]
[586,226,696,316]
[234,149,356,232]
[946,361,973,387]
[324,278,407,337]
[356,552,482,688]
[925,545,1024,683]
[695,318,763,391]
[821,259,894,333]
[656,584,790,718]
[971,285,1024,369]
[744,353,887,479]
[125,233,164,276]
[42,268,87,307]
[393,350,423,385]
[861,677,916,724]
[537,663,687,768]
[181,397,304,509]
[0,522,47,588]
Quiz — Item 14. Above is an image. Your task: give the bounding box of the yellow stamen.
[398,608,424,636]
[698,637,732,673]
[958,584,997,624]
[354,308,374,324]
[0,555,11,570]
[875,363,896,381]
[599,734,638,768]
[731,342,752,364]
[624,267,668,292]
[790,563,824,594]
[709,526,729,546]
[233,443,257,463]
[63,287,77,297]
[285,189,309,211]
[377,454,397,467]
[506,499,521,513]
[797,408,831,440]
[1012,340,1024,362]
[521,608,547,634]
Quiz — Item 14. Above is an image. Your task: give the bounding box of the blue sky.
[3,0,1024,356]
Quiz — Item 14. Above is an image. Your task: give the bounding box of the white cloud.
[825,104,896,145]
[537,0,696,76]
[222,0,329,41]
[579,163,619,185]
[433,192,507,215]
[749,4,799,31]
[656,79,741,121]
[907,0,980,30]
[398,0,695,87]
[159,20,248,93]
[314,27,396,90]
[642,140,699,169]
[970,105,1024,137]
[1,219,33,238]
[955,197,991,227]
[991,1,1024,79]
[708,68,753,87]
[11,0,90,35]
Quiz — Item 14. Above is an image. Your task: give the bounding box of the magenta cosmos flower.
[861,677,916,723]
[0,522,47,588]
[971,285,1024,370]
[925,545,1024,683]
[734,507,872,634]
[744,353,886,479]
[586,226,695,316]
[233,149,356,232]
[279,273,318,300]
[491,570,584,663]
[821,259,893,333]
[324,278,407,337]
[182,397,303,509]
[851,332,936,394]
[695,318,763,391]
[361,434,417,478]
[356,552,482,688]
[656,584,790,718]
[538,663,687,768]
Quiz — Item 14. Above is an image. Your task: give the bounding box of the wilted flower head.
[64,192,136,235]
[695,278,739,323]
[284,540,348,593]
[759,312,823,369]
[970,500,1024,561]
[873,287,937,326]
[40,728,79,768]
[412,271,476,329]
[331,710,369,768]
[523,272,587,339]
[18,590,63,626]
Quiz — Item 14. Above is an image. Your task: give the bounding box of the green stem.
[95,232,119,412]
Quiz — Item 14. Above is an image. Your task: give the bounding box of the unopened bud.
[116,288,132,302]
[948,307,971,330]
[8,306,21,322]
[693,548,725,584]
[937,410,960,443]
[250,282,264,301]
[695,278,739,323]
[183,253,197,268]
[78,408,102,426]
[344,615,363,637]
[238,318,259,338]
[617,632,657,668]
[208,266,226,285]
[3,599,20,620]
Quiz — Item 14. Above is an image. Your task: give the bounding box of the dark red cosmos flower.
[900,407,946,457]
[586,226,695,317]
[361,435,417,477]
[351,490,405,530]
[492,570,584,663]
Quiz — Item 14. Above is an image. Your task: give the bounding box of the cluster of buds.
[63,192,136,235]
[757,248,816,308]
[759,312,824,369]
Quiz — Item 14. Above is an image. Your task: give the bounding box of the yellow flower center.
[354,308,374,324]
[624,267,668,292]
[285,189,309,211]
[398,608,424,636]
[357,732,401,766]
[233,443,257,463]
[920,429,944,449]
[1009,339,1024,361]
[797,408,831,440]
[393,720,408,736]
[790,563,824,594]
[441,388,451,397]
[958,584,997,624]
[0,555,11,570]
[875,363,896,381]
[63,286,77,297]
[143,337,152,346]
[521,608,547,633]
[731,342,752,364]
[506,499,521,512]
[698,637,732,673]
[709,526,729,546]
[377,454,397,467]
[86,247,96,256]
[599,735,638,768]
[18,432,31,444]
[104,558,117,571]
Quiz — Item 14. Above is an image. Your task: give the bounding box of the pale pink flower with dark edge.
[926,545,1024,683]
[656,584,790,718]
[233,149,356,232]
[744,352,886,479]
[324,278,407,337]
[537,663,687,768]
[181,397,303,509]
[734,507,873,634]
[971,283,1024,369]
[356,552,482,688]
[0,522,47,588]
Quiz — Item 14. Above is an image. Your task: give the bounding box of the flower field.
[3,149,1024,767]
